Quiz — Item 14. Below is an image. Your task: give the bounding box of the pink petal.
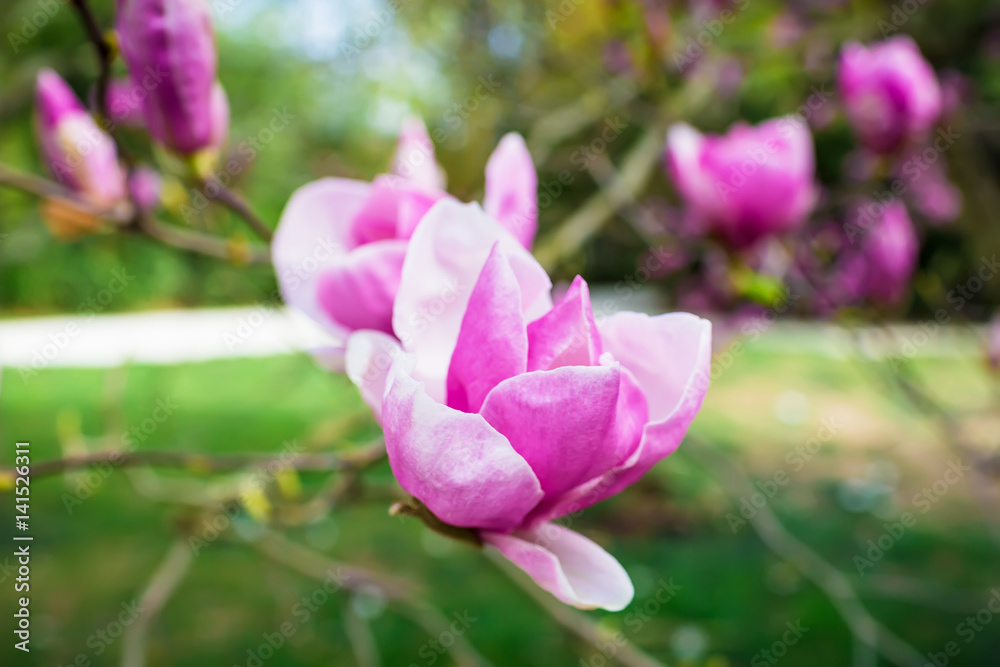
[383,356,543,532]
[483,522,634,611]
[345,331,404,422]
[483,133,538,249]
[392,117,445,192]
[316,239,407,335]
[350,174,445,244]
[526,276,602,371]
[446,243,528,413]
[273,178,369,336]
[526,364,647,524]
[392,200,552,402]
[574,312,712,503]
[478,365,626,501]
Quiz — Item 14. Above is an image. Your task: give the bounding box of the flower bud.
[666,117,817,248]
[838,36,942,154]
[35,69,125,205]
[116,0,219,155]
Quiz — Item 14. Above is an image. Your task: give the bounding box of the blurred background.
[1,0,1000,665]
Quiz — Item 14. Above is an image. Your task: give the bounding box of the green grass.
[1,345,998,666]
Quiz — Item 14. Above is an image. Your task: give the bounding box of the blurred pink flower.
[128,166,162,212]
[666,117,817,248]
[35,69,125,204]
[116,0,224,155]
[273,120,538,347]
[344,200,712,610]
[837,36,942,155]
[839,201,919,306]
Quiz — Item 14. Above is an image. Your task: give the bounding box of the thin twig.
[204,181,274,242]
[120,540,195,667]
[0,164,128,220]
[534,124,665,271]
[344,607,382,667]
[136,213,272,264]
[487,551,668,667]
[252,530,491,667]
[685,437,925,667]
[7,440,386,480]
[69,0,113,123]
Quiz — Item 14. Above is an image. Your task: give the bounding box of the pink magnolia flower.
[345,200,712,610]
[116,0,225,155]
[666,117,817,249]
[35,69,125,204]
[272,120,538,349]
[837,201,918,306]
[838,36,942,155]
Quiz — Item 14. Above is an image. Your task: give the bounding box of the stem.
[204,181,274,242]
[685,437,925,667]
[120,540,194,667]
[6,440,386,481]
[136,213,272,264]
[69,0,114,129]
[488,551,668,667]
[0,164,126,220]
[252,530,492,667]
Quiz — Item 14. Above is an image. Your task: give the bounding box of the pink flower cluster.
[275,123,712,610]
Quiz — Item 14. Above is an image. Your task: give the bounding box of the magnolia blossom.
[666,118,817,248]
[838,36,942,154]
[116,0,228,155]
[345,200,712,610]
[272,120,538,350]
[838,201,918,306]
[35,69,125,204]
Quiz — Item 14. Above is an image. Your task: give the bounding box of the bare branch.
[120,540,195,667]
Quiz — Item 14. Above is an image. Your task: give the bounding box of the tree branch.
[685,437,925,667]
[120,540,194,667]
[5,440,386,481]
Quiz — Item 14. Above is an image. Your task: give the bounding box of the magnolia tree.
[1,0,997,664]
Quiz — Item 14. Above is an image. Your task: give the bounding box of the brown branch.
[533,124,665,271]
[5,440,386,481]
[0,163,128,221]
[685,437,925,667]
[252,530,492,667]
[120,540,194,667]
[202,181,274,242]
[69,0,113,123]
[136,213,272,264]
[488,551,667,667]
